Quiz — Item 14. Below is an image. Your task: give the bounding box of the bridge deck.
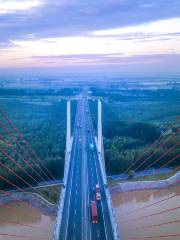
[58,97,114,240]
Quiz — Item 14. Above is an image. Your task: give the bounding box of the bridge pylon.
[97,99,120,240]
[98,99,106,178]
[53,100,73,240]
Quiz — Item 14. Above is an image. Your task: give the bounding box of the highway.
[59,97,114,240]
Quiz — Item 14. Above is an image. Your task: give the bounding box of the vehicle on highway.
[91,201,98,224]
[89,143,95,151]
[95,184,101,200]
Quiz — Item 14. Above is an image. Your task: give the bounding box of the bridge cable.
[0,120,47,182]
[127,218,180,231]
[120,205,180,224]
[0,216,51,232]
[0,108,56,180]
[0,233,50,240]
[0,156,55,199]
[126,233,180,240]
[124,119,179,173]
[133,141,179,173]
[120,156,180,216]
[0,142,40,183]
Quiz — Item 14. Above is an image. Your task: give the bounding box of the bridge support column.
[97,99,106,184]
[98,99,102,154]
[66,100,71,152]
[53,100,72,240]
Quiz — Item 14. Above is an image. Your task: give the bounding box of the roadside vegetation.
[31,185,61,204]
[0,88,78,190]
[0,86,179,191]
[108,167,180,187]
[89,87,180,176]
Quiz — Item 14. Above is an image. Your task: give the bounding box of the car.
[95,184,101,200]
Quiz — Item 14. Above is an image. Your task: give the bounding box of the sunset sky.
[0,0,180,72]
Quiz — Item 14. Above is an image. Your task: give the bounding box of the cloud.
[0,0,180,71]
[0,0,180,43]
[0,0,43,14]
[92,18,180,36]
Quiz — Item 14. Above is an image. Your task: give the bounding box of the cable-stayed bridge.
[53,96,119,240]
[0,95,179,240]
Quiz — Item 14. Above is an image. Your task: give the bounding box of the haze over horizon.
[0,0,180,74]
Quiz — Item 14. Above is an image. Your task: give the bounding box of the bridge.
[0,93,179,240]
[53,95,120,240]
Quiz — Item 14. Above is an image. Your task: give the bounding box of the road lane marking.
[63,102,80,240]
[88,108,108,240]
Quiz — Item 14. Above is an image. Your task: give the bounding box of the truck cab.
[95,184,101,201]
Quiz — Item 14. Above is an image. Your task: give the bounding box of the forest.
[0,88,78,189]
[89,87,180,175]
[0,86,179,189]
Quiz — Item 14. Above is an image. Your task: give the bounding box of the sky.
[0,0,180,73]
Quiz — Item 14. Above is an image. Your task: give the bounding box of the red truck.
[91,201,98,224]
[95,184,101,201]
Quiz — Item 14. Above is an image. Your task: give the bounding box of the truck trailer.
[91,201,98,224]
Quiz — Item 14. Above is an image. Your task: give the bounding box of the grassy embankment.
[108,167,179,187]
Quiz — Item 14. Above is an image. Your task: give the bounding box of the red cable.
[0,144,39,184]
[0,120,45,182]
[0,233,49,239]
[0,200,40,219]
[0,216,50,231]
[0,175,26,193]
[24,141,55,181]
[0,188,36,207]
[120,161,180,216]
[133,135,179,172]
[0,175,47,218]
[133,142,179,173]
[121,206,180,224]
[0,179,53,220]
[0,109,55,180]
[0,161,37,190]
[127,219,180,231]
[122,189,179,217]
[124,119,179,173]
[161,154,180,169]
[127,233,180,239]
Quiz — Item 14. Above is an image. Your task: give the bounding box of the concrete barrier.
[95,137,121,240]
[53,137,73,240]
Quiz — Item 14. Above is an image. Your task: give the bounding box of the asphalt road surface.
[59,97,114,240]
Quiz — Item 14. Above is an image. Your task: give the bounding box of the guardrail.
[53,137,73,240]
[95,137,121,240]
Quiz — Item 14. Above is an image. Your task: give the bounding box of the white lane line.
[75,209,77,215]
[97,230,100,239]
[86,104,92,240]
[83,101,91,240]
[87,109,108,240]
[64,103,80,240]
[93,134,108,240]
[74,222,76,229]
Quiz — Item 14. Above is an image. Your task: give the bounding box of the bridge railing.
[94,138,121,240]
[53,137,73,240]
